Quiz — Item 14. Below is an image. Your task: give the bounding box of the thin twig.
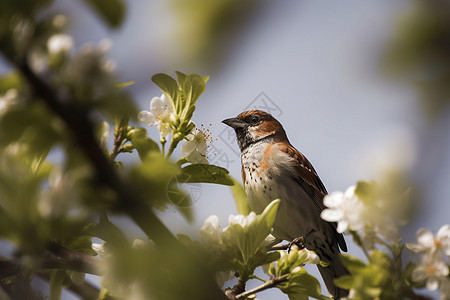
[235,276,289,299]
[109,125,128,160]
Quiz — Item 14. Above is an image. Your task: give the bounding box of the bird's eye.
[245,115,261,125]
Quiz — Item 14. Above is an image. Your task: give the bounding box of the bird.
[222,110,349,299]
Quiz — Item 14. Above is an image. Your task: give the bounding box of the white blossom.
[138,94,172,137]
[91,242,106,256]
[39,168,83,218]
[47,34,73,55]
[0,89,18,116]
[200,215,221,246]
[411,256,449,291]
[407,225,450,260]
[181,128,209,164]
[132,239,147,250]
[321,185,364,233]
[227,212,258,229]
[301,249,320,264]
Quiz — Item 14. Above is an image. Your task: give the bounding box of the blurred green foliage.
[383,0,450,118]
[171,0,261,71]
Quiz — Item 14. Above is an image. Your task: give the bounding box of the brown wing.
[277,143,348,252]
[241,165,246,188]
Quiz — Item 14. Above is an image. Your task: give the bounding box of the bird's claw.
[288,236,305,253]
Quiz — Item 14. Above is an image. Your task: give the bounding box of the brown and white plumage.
[223,110,349,299]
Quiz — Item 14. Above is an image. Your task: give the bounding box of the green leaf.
[229,176,251,215]
[50,269,66,300]
[151,73,179,110]
[354,180,377,205]
[128,128,160,161]
[340,253,366,273]
[81,0,126,28]
[0,72,23,93]
[130,152,181,211]
[219,199,280,281]
[83,213,129,248]
[288,293,308,300]
[166,185,193,222]
[177,164,233,186]
[175,71,187,85]
[334,275,354,289]
[180,74,206,121]
[285,271,323,299]
[261,199,280,231]
[117,80,136,90]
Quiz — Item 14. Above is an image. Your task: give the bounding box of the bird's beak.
[222,117,246,129]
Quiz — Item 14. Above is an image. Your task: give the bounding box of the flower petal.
[321,209,343,222]
[160,94,172,113]
[437,224,450,236]
[197,141,208,155]
[150,96,164,115]
[186,150,209,164]
[181,140,197,156]
[406,242,425,253]
[336,220,349,233]
[344,185,356,198]
[323,192,344,208]
[159,124,172,137]
[138,111,156,125]
[417,228,434,248]
[426,277,439,291]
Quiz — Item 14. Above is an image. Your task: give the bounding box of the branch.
[235,276,288,300]
[45,243,100,275]
[10,59,228,299]
[225,280,245,300]
[0,245,100,280]
[37,271,105,300]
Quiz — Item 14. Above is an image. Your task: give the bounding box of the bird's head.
[222,110,288,152]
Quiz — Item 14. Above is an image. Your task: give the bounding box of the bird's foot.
[288,236,305,253]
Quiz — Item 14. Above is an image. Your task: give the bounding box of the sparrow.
[222,110,349,299]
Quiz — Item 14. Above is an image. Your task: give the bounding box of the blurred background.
[1,0,449,298]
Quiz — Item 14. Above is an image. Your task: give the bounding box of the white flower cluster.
[407,225,450,298]
[200,213,258,248]
[321,185,364,233]
[138,94,172,138]
[63,39,117,93]
[39,168,84,218]
[47,33,73,55]
[199,215,242,286]
[321,184,400,249]
[138,95,210,163]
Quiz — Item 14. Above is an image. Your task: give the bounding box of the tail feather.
[304,231,350,299]
[317,251,349,299]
